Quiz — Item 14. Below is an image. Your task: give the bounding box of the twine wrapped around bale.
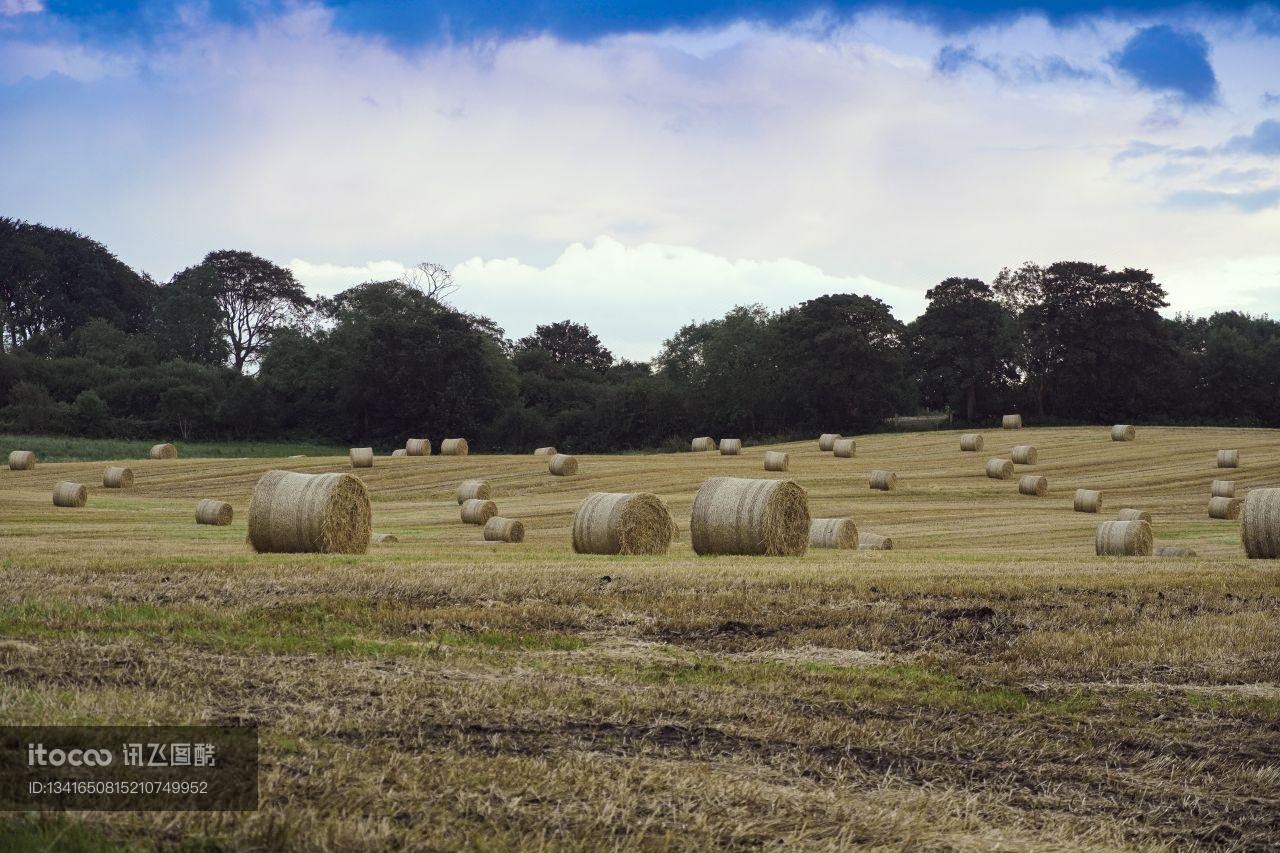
[691,437,716,452]
[195,499,233,526]
[818,434,841,452]
[986,458,1014,480]
[8,450,35,470]
[349,447,373,468]
[719,438,742,456]
[808,517,858,549]
[1211,480,1235,498]
[460,498,497,525]
[1208,496,1243,520]
[869,469,897,491]
[1011,445,1038,465]
[833,439,856,458]
[1111,424,1135,442]
[1095,520,1152,556]
[1157,545,1196,557]
[52,481,87,508]
[247,470,370,554]
[1002,414,1022,429]
[1216,449,1239,468]
[391,449,408,457]
[690,477,809,557]
[1018,475,1047,496]
[1242,489,1280,558]
[1117,508,1151,523]
[372,533,398,544]
[763,451,789,472]
[1074,489,1102,513]
[960,434,983,452]
[457,479,491,504]
[102,466,133,489]
[484,517,526,543]
[149,443,177,460]
[440,438,469,456]
[405,438,431,456]
[548,454,578,476]
[572,492,673,555]
[534,446,557,457]
[858,533,893,550]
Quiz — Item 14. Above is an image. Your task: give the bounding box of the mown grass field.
[2,425,1278,850]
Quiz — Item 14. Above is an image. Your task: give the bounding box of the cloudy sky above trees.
[2,1,1278,357]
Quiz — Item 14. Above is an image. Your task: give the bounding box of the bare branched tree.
[400,262,458,303]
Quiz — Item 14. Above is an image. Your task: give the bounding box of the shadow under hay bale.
[1095,519,1152,556]
[1011,445,1037,465]
[484,517,525,543]
[103,466,133,488]
[247,471,370,554]
[457,479,490,504]
[763,451,789,472]
[53,481,87,508]
[460,498,497,525]
[195,499,233,526]
[572,492,673,555]
[690,477,809,557]
[1018,474,1047,496]
[1111,424,1135,441]
[809,517,858,549]
[8,450,35,470]
[818,433,840,452]
[1074,489,1102,513]
[960,434,983,452]
[549,454,578,476]
[149,443,177,460]
[986,458,1014,480]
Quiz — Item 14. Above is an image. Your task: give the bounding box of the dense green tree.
[201,250,311,372]
[515,321,614,373]
[152,265,231,365]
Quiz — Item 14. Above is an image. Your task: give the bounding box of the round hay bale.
[1156,545,1196,558]
[456,479,491,504]
[52,481,87,508]
[1074,489,1102,513]
[719,438,742,456]
[691,436,715,452]
[833,439,856,458]
[102,466,133,489]
[391,449,408,458]
[195,499,233,526]
[1111,424,1135,441]
[548,453,578,476]
[247,470,370,554]
[985,458,1014,480]
[1216,449,1239,468]
[533,446,557,457]
[763,451,789,472]
[1211,480,1235,498]
[460,498,497,525]
[959,434,983,452]
[572,492,673,555]
[1117,508,1152,523]
[349,447,373,468]
[8,450,35,470]
[858,533,893,550]
[405,438,431,456]
[690,477,809,557]
[808,517,858,549]
[869,469,897,491]
[1242,489,1280,558]
[818,433,841,452]
[440,438,469,456]
[149,443,177,460]
[1011,445,1037,465]
[1001,414,1022,429]
[484,517,526,543]
[372,532,398,544]
[1095,519,1152,556]
[1018,474,1047,496]
[1208,496,1243,520]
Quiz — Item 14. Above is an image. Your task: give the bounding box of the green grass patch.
[0,433,345,462]
[0,815,133,853]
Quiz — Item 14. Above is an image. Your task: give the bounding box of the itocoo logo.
[27,744,114,767]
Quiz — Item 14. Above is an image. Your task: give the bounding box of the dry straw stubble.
[572,492,673,555]
[484,517,526,543]
[195,499,233,526]
[1011,445,1037,465]
[690,477,809,557]
[1075,489,1103,513]
[808,517,858,549]
[8,450,35,470]
[1095,519,1153,556]
[548,454,578,476]
[456,479,491,504]
[960,434,983,452]
[763,451,789,472]
[149,443,177,460]
[52,481,87,507]
[1018,475,1047,496]
[1111,424,1136,441]
[986,458,1014,480]
[102,466,133,488]
[1241,488,1280,558]
[1208,496,1243,519]
[247,470,371,554]
[833,439,856,458]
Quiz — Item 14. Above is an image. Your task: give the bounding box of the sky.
[2,1,1278,358]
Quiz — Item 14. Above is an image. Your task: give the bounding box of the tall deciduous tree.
[201,250,311,372]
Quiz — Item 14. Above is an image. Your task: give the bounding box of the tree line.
[2,217,1278,451]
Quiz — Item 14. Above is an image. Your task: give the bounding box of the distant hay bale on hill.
[533,446,557,457]
[869,469,897,491]
[440,438,469,456]
[986,458,1014,480]
[1074,489,1102,513]
[391,449,407,457]
[572,492,673,555]
[690,477,809,557]
[405,438,431,456]
[808,517,858,549]
[1095,519,1152,556]
[53,481,87,508]
[349,447,373,468]
[460,498,497,525]
[484,517,525,543]
[1011,445,1037,465]
[1216,449,1239,468]
[1208,496,1243,520]
[372,533,398,544]
[818,433,841,452]
[247,470,370,554]
[763,451,789,472]
[858,533,893,550]
[719,438,742,456]
[149,443,177,460]
[1117,508,1151,523]
[833,439,856,458]
[1002,414,1022,429]
[456,479,491,504]
[8,450,35,470]
[691,436,715,452]
[1018,474,1047,496]
[548,453,578,476]
[102,466,133,489]
[1241,488,1280,558]
[195,499,233,526]
[960,434,983,452]
[1156,545,1196,558]
[1211,480,1235,498]
[1111,424,1135,442]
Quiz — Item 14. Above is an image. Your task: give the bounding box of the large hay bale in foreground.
[195,499,233,526]
[960,434,983,452]
[149,443,177,460]
[102,466,133,489]
[457,479,491,504]
[763,451,789,472]
[1117,508,1151,523]
[349,447,373,468]
[1208,496,1243,520]
[985,458,1014,480]
[719,438,742,456]
[391,449,407,457]
[548,453,578,476]
[868,469,897,491]
[809,517,858,549]
[1211,480,1235,498]
[460,498,497,525]
[533,446,557,457]
[53,481,87,508]
[818,433,841,452]
[1111,424,1135,442]
[1095,520,1152,556]
[405,438,431,456]
[1242,489,1280,558]
[572,492,673,555]
[484,517,526,543]
[1018,474,1047,496]
[1074,489,1102,513]
[833,439,856,458]
[691,436,715,452]
[440,438,469,456]
[1157,545,1196,558]
[858,533,893,550]
[1002,414,1022,429]
[247,471,370,554]
[1011,445,1037,465]
[690,477,809,557]
[1216,449,1239,468]
[8,450,35,470]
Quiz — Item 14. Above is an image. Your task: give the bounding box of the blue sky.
[2,0,1278,355]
